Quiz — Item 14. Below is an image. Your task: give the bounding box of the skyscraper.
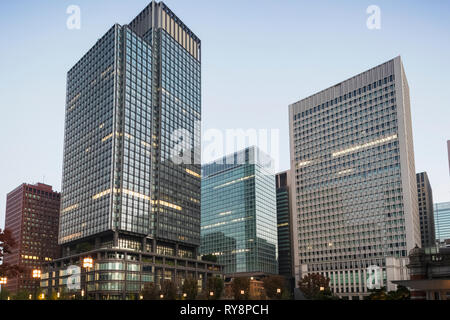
[289,57,419,299]
[275,171,294,287]
[434,202,450,244]
[41,2,221,299]
[416,172,435,247]
[200,147,278,276]
[447,140,450,176]
[3,183,60,294]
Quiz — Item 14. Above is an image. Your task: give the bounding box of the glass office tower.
[289,57,419,299]
[42,2,221,300]
[201,147,278,276]
[434,202,450,243]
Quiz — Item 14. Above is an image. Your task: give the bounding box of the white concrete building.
[289,57,419,299]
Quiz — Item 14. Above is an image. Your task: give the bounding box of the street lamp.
[277,288,281,294]
[160,294,164,299]
[183,293,187,298]
[240,290,245,295]
[0,277,7,298]
[32,269,41,300]
[209,291,214,297]
[82,257,93,300]
[57,292,60,299]
[320,287,325,292]
[83,257,93,269]
[32,269,41,278]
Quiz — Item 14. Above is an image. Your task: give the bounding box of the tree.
[0,288,11,300]
[161,280,177,300]
[12,289,33,300]
[201,254,218,263]
[298,273,334,300]
[182,277,198,300]
[365,287,388,300]
[387,286,410,300]
[263,275,287,300]
[206,276,224,300]
[0,228,24,278]
[141,282,160,300]
[366,286,410,300]
[231,277,250,300]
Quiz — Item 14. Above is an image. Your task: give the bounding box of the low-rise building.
[394,246,450,300]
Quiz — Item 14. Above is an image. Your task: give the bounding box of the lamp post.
[82,257,93,300]
[0,277,7,299]
[32,269,41,300]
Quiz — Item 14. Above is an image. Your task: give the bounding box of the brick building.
[3,183,60,293]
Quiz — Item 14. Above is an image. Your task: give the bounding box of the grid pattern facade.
[48,1,211,299]
[435,202,450,243]
[41,248,221,300]
[289,57,419,299]
[200,147,278,275]
[60,26,118,243]
[60,2,201,248]
[447,141,450,176]
[154,27,201,245]
[4,183,60,293]
[416,172,435,247]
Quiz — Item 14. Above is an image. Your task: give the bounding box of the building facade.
[289,57,419,299]
[447,140,450,175]
[416,172,435,247]
[200,147,278,276]
[394,246,450,300]
[42,2,222,299]
[435,202,450,244]
[275,171,295,288]
[3,183,60,294]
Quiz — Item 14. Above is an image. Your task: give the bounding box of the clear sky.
[1,0,449,228]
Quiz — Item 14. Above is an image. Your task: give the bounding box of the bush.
[182,278,198,300]
[141,282,160,300]
[206,277,224,300]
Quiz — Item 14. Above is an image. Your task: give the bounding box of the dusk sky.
[1,0,449,228]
